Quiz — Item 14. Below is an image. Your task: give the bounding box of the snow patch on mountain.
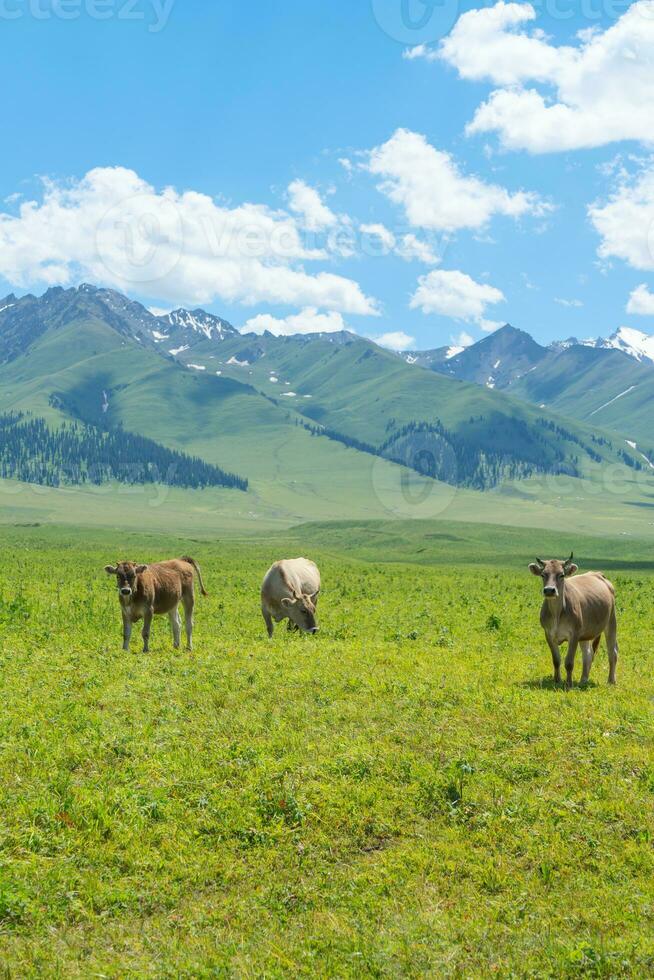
[626,440,654,470]
[160,308,236,341]
[598,327,654,365]
[589,385,638,417]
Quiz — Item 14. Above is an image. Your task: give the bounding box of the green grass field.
[1,523,654,976]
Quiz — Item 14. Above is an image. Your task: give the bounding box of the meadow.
[1,523,654,977]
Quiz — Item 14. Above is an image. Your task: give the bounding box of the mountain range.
[0,285,651,520]
[399,323,654,450]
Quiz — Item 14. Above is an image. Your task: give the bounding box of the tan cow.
[261,558,320,637]
[529,553,618,687]
[104,557,208,653]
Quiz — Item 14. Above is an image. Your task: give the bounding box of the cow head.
[281,591,319,633]
[528,553,578,598]
[104,561,148,599]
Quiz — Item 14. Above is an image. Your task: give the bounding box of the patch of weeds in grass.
[257,777,308,828]
[418,759,476,821]
[0,878,28,925]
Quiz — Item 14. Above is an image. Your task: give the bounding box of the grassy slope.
[2,316,653,534]
[180,334,631,474]
[508,346,654,447]
[0,317,456,526]
[1,524,653,976]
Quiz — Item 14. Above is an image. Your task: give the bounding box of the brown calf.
[104,557,208,652]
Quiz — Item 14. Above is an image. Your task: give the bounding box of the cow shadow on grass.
[519,677,599,691]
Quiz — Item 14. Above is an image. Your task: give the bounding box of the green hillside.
[177,330,640,478]
[0,313,449,526]
[1,286,652,531]
[508,345,654,450]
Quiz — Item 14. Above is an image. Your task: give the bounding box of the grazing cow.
[104,557,208,652]
[261,558,320,637]
[529,553,618,687]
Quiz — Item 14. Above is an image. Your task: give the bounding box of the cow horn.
[564,551,574,567]
[535,557,545,568]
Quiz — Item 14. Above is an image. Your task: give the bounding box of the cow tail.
[181,556,208,596]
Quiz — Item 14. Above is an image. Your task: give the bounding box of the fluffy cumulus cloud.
[373,331,415,351]
[627,284,654,315]
[0,167,378,314]
[360,222,441,264]
[410,268,505,329]
[243,307,347,336]
[365,129,547,232]
[435,1,654,153]
[287,179,338,231]
[589,163,654,272]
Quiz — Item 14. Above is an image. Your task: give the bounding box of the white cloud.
[555,297,583,308]
[287,179,338,231]
[396,233,441,265]
[410,269,505,326]
[589,163,654,272]
[403,43,438,62]
[365,129,547,232]
[627,283,654,315]
[148,306,172,317]
[243,307,347,337]
[360,222,396,251]
[0,167,378,315]
[438,1,654,152]
[373,331,416,351]
[452,331,475,348]
[360,223,441,264]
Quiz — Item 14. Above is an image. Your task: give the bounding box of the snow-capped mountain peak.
[598,326,654,365]
[159,308,238,342]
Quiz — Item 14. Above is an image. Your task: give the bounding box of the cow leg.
[565,637,579,689]
[182,594,194,651]
[262,607,274,638]
[580,641,594,685]
[142,608,153,653]
[606,609,618,685]
[169,606,182,649]
[546,636,562,684]
[122,613,132,652]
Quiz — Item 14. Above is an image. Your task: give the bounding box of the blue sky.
[1,0,653,350]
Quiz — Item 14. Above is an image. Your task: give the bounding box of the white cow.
[261,558,320,637]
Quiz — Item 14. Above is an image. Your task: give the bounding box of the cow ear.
[135,564,148,574]
[281,597,296,607]
[528,563,543,576]
[564,563,578,577]
[104,565,117,575]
